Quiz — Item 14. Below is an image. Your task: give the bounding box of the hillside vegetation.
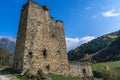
[92,61,120,80]
[68,30,120,62]
[92,61,120,71]
[0,37,15,67]
[16,74,101,80]
[0,47,13,66]
[92,37,120,62]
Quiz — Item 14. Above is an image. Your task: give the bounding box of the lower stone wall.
[69,61,93,79]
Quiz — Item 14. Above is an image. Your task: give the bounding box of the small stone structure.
[70,61,93,79]
[13,0,93,79]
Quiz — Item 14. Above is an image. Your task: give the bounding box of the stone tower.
[13,0,70,76]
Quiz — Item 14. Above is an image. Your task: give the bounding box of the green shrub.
[0,47,13,67]
[99,65,119,80]
[50,74,81,80]
[37,69,44,77]
[15,74,30,80]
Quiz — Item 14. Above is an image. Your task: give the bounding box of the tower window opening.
[82,69,86,74]
[57,50,60,53]
[15,62,18,68]
[29,52,33,58]
[43,49,47,58]
[52,34,55,37]
[43,6,49,11]
[46,65,50,71]
[31,42,33,45]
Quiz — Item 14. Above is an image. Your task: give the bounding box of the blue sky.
[0,0,120,51]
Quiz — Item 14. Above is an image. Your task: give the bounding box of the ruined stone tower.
[13,0,70,76]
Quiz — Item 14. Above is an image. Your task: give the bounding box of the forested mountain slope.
[68,30,120,61]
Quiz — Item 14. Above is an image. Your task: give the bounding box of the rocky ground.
[0,69,19,80]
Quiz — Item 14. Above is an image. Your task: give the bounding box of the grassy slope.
[92,61,120,71]
[15,75,30,80]
[94,78,102,80]
[16,74,81,80]
[50,75,81,80]
[16,74,102,80]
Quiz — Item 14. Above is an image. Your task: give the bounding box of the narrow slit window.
[52,34,55,37]
[31,42,33,45]
[43,49,47,58]
[46,65,50,71]
[57,50,60,53]
[82,69,86,74]
[29,52,33,58]
[15,62,18,68]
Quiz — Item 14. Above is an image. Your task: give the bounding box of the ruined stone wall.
[13,1,70,76]
[13,0,93,78]
[13,4,28,72]
[70,61,93,78]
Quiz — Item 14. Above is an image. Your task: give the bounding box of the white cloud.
[0,36,95,52]
[102,9,120,17]
[0,36,16,42]
[66,36,95,51]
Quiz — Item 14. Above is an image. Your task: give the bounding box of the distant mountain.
[68,30,120,61]
[0,37,16,53]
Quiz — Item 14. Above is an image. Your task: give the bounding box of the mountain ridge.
[0,36,16,53]
[68,30,120,62]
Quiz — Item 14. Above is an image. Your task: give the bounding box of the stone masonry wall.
[13,4,28,72]
[13,0,70,76]
[70,61,93,78]
[13,0,93,78]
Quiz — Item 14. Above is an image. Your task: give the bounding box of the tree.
[0,47,12,66]
[99,65,120,80]
[83,53,91,62]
